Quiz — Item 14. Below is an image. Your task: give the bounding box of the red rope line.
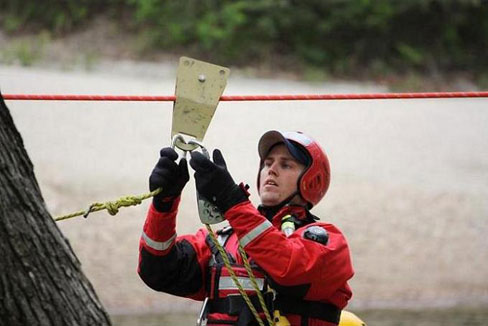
[3,92,488,102]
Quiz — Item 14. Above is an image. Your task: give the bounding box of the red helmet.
[257,130,331,207]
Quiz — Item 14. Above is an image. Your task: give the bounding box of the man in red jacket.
[139,130,354,326]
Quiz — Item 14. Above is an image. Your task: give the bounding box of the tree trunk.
[0,93,111,326]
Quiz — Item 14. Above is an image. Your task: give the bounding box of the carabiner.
[187,139,210,159]
[172,133,199,152]
[171,133,192,161]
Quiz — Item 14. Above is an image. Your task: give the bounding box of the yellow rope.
[238,244,274,326]
[205,224,269,326]
[55,187,273,326]
[54,188,162,221]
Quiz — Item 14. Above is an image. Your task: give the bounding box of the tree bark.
[0,93,111,326]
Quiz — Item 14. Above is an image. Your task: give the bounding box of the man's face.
[259,144,305,206]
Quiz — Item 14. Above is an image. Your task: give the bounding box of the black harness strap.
[208,292,274,326]
[208,293,341,325]
[209,292,274,316]
[274,295,341,325]
[206,227,236,265]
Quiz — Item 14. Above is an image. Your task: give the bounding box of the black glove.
[190,149,248,213]
[149,147,189,212]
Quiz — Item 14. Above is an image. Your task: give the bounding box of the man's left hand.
[190,149,248,213]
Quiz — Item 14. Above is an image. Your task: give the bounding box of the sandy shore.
[1,62,487,314]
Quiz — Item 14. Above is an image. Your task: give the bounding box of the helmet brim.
[258,130,309,165]
[258,130,285,159]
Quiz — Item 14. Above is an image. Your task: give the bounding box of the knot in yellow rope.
[54,188,162,221]
[103,195,143,216]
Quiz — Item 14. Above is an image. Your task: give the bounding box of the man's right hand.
[149,147,189,211]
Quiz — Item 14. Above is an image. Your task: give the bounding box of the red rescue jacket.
[138,198,354,326]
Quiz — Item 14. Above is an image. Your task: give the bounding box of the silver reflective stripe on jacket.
[142,232,176,251]
[239,220,273,247]
[219,276,265,291]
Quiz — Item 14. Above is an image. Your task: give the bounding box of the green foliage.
[396,43,424,66]
[1,0,487,75]
[0,31,50,66]
[0,0,125,33]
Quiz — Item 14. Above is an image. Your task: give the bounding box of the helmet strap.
[259,191,308,220]
[282,191,301,206]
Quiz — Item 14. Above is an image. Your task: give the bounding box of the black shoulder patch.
[303,226,329,245]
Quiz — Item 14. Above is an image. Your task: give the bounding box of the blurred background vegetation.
[1,0,487,87]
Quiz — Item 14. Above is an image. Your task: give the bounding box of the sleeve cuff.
[151,195,181,213]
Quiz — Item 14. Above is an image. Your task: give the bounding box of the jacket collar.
[258,204,312,229]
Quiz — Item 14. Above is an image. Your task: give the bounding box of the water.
[112,307,488,326]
